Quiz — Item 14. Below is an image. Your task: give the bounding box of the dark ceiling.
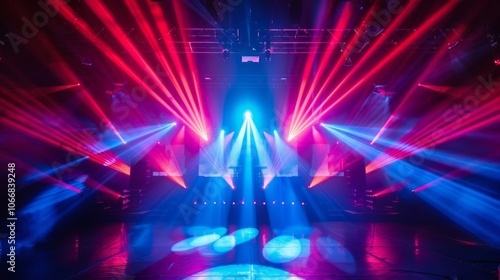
[0,0,499,130]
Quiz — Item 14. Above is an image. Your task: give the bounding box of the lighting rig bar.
[61,27,461,54]
[263,28,462,54]
[162,28,461,54]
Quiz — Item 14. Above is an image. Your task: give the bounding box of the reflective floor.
[9,220,500,280]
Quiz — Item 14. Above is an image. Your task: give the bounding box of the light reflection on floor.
[185,264,302,279]
[13,222,500,279]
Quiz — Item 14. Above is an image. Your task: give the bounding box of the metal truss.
[163,28,462,54]
[61,27,461,54]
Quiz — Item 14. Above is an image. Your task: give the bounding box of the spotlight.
[222,48,229,61]
[494,58,500,66]
[343,57,352,67]
[448,41,459,50]
[81,56,92,66]
[244,111,251,119]
[264,49,271,61]
[373,84,394,97]
[221,130,225,135]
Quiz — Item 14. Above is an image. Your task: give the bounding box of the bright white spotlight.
[244,111,251,119]
[221,130,225,135]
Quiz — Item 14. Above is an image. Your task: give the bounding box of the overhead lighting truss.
[63,27,461,54]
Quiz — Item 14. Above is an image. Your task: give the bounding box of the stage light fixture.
[222,48,229,61]
[81,56,92,66]
[343,57,353,67]
[264,49,271,61]
[373,84,395,97]
[244,111,251,119]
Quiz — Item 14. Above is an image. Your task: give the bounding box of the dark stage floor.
[7,220,500,280]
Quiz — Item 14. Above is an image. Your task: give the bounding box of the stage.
[1,0,500,279]
[12,220,500,279]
